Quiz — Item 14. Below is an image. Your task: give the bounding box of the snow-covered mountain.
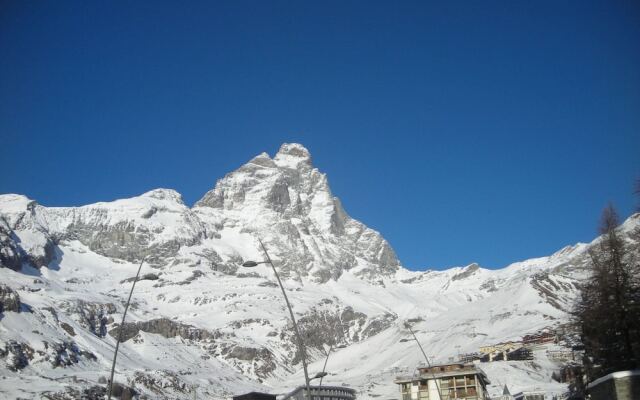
[1,143,638,399]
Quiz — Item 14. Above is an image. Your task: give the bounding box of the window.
[400,384,411,400]
[465,375,476,385]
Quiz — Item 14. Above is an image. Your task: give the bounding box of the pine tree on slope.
[575,204,640,383]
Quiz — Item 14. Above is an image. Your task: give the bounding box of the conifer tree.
[575,204,640,382]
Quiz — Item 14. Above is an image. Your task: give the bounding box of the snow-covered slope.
[1,143,638,399]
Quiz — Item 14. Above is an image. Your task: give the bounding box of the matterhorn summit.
[195,143,400,282]
[1,142,639,399]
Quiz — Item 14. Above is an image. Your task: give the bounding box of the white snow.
[2,144,636,399]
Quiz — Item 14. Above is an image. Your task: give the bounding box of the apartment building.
[395,363,491,400]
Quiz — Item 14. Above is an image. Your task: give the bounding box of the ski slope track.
[1,143,638,399]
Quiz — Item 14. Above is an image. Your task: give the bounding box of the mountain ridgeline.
[0,143,638,399]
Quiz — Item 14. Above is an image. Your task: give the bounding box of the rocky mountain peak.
[0,194,37,217]
[273,143,312,169]
[193,143,400,282]
[245,152,278,169]
[140,188,184,204]
[4,146,640,399]
[195,143,320,212]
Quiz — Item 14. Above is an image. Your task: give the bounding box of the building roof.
[232,392,276,400]
[394,363,490,385]
[513,391,546,396]
[281,385,356,400]
[503,385,511,395]
[586,369,640,389]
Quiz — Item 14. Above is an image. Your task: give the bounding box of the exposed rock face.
[297,305,366,350]
[59,300,116,337]
[2,340,33,371]
[83,385,108,400]
[60,190,206,266]
[0,284,21,313]
[0,338,95,371]
[0,145,399,281]
[48,385,107,400]
[0,199,57,270]
[228,346,268,361]
[28,238,56,268]
[42,340,97,368]
[480,279,499,292]
[0,190,208,269]
[210,343,278,382]
[194,143,400,283]
[0,225,23,270]
[292,303,397,364]
[121,272,160,283]
[131,370,187,396]
[227,346,277,381]
[361,312,398,338]
[108,318,218,343]
[452,263,480,281]
[530,273,579,312]
[63,382,107,400]
[59,322,76,336]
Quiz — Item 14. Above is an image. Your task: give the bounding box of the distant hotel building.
[395,362,491,400]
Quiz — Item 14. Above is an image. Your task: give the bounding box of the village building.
[232,392,276,400]
[493,385,513,400]
[478,342,529,362]
[552,363,584,395]
[458,353,483,363]
[479,342,522,356]
[586,370,640,400]
[545,349,575,362]
[521,330,555,346]
[280,385,357,400]
[512,391,544,400]
[395,362,491,400]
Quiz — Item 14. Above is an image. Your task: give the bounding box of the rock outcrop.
[2,340,33,371]
[108,318,218,343]
[59,300,116,337]
[0,224,23,271]
[0,284,21,313]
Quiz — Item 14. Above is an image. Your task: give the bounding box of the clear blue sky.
[1,1,639,270]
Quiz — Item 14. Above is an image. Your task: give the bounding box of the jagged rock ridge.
[195,143,400,282]
[0,143,638,399]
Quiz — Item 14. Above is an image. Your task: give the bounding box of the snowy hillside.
[1,143,638,399]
